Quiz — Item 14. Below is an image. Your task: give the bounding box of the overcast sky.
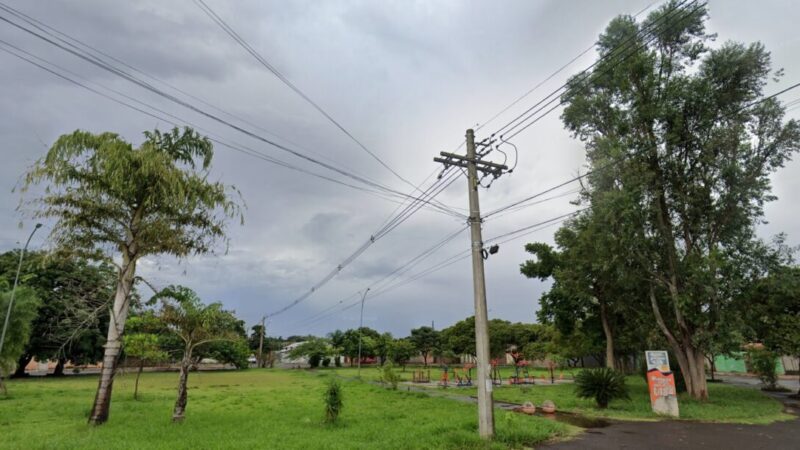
[1,0,798,339]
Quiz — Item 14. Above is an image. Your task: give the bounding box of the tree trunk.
[88,255,137,425]
[423,353,428,367]
[12,354,32,378]
[599,300,616,370]
[134,360,144,400]
[52,357,66,376]
[649,285,708,400]
[173,355,191,422]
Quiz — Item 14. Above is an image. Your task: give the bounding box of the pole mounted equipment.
[434,130,509,439]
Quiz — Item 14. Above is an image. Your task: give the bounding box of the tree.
[0,285,40,395]
[339,328,378,366]
[374,332,394,366]
[22,127,242,423]
[409,326,439,366]
[288,338,331,368]
[122,323,167,400]
[152,285,245,422]
[522,213,648,371]
[389,338,415,371]
[560,1,800,399]
[744,266,800,394]
[0,251,116,378]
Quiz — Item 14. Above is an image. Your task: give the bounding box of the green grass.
[0,369,572,449]
[457,376,791,424]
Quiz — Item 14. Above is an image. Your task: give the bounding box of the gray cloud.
[1,0,798,339]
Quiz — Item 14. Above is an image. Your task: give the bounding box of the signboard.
[645,350,679,417]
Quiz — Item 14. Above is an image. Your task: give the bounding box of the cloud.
[1,0,799,339]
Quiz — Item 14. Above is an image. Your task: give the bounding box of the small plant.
[575,368,629,408]
[381,362,400,390]
[323,379,343,423]
[747,349,781,390]
[322,357,331,368]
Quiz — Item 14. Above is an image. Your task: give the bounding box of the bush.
[381,362,399,390]
[322,357,331,368]
[334,356,342,367]
[575,368,629,408]
[323,379,343,423]
[309,354,322,368]
[747,349,779,390]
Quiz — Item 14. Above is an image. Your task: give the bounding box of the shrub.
[747,349,779,390]
[575,368,629,408]
[309,354,322,368]
[334,356,342,367]
[322,357,331,368]
[381,362,400,390]
[323,379,343,423]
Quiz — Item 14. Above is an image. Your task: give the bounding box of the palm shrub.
[575,368,629,408]
[323,379,343,423]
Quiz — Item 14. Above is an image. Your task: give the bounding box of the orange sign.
[646,369,680,417]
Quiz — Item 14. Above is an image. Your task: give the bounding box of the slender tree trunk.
[12,354,32,378]
[88,254,137,425]
[0,376,6,396]
[173,353,192,422]
[52,357,66,376]
[134,360,144,400]
[599,300,616,370]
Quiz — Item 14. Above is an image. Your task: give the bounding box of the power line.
[0,39,458,215]
[0,5,463,217]
[497,0,704,141]
[193,0,421,196]
[474,0,660,134]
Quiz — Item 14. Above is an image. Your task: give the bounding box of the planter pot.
[520,402,536,415]
[541,400,556,414]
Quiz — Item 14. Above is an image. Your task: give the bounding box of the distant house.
[277,341,308,367]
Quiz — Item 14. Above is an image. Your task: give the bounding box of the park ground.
[0,367,796,449]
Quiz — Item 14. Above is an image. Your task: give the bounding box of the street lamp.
[0,223,43,361]
[357,288,370,378]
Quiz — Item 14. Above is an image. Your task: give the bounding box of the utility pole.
[434,130,506,439]
[257,315,265,368]
[0,224,42,362]
[357,288,370,378]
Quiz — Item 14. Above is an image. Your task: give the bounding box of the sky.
[1,0,798,339]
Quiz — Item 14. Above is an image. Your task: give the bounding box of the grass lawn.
[0,369,572,449]
[449,376,791,424]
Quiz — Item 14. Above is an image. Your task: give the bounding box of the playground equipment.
[412,368,430,383]
[453,364,474,387]
[490,359,503,386]
[509,360,535,385]
[438,364,449,387]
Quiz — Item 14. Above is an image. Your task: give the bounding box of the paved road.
[542,387,800,450]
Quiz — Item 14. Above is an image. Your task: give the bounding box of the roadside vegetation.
[1,369,572,449]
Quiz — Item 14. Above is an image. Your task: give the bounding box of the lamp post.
[357,288,370,378]
[0,223,42,360]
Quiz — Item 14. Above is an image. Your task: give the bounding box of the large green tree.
[521,211,648,370]
[0,251,116,377]
[409,326,440,366]
[0,285,39,395]
[22,127,242,423]
[560,1,800,398]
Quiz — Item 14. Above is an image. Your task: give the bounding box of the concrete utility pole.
[0,224,42,361]
[257,315,265,368]
[434,130,507,439]
[357,288,370,377]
